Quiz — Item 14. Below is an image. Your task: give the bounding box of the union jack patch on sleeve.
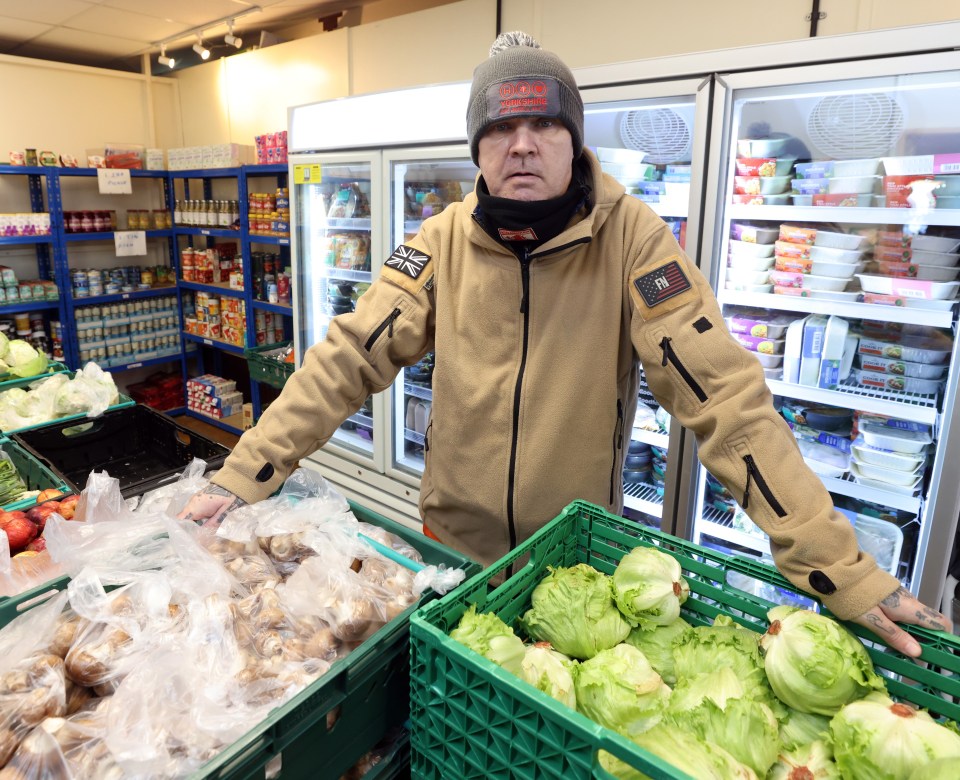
[385,245,431,279]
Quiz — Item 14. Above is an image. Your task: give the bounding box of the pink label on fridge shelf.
[933,153,960,174]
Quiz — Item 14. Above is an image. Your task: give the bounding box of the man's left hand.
[851,586,952,657]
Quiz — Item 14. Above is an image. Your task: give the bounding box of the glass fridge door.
[290,151,382,462]
[581,79,711,533]
[382,147,477,484]
[693,53,960,605]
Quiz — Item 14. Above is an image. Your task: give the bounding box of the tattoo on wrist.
[881,586,910,608]
[202,484,236,498]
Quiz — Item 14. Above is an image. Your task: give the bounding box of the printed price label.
[294,164,322,184]
[203,339,213,346]
[129,362,142,369]
[97,168,132,194]
[114,230,146,256]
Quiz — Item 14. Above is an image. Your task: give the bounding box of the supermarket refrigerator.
[578,78,712,534]
[682,48,960,609]
[286,83,472,522]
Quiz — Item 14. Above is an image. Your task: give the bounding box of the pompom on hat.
[466,31,584,165]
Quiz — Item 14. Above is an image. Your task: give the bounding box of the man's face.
[477,116,574,201]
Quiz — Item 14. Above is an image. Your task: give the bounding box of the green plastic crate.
[409,499,960,780]
[0,501,477,779]
[0,361,70,391]
[245,342,293,389]
[0,365,135,436]
[0,438,71,511]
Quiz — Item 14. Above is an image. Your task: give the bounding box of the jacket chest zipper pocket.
[610,399,624,504]
[364,308,401,352]
[659,336,708,403]
[742,453,787,518]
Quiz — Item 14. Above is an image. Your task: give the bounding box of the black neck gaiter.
[476,166,590,252]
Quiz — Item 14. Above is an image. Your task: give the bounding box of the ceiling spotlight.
[158,44,175,68]
[224,21,242,49]
[193,37,210,60]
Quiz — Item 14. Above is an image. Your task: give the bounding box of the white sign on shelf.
[115,230,146,256]
[97,168,132,194]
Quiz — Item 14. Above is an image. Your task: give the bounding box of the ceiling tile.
[0,0,95,26]
[30,26,148,56]
[60,5,185,41]
[100,0,262,28]
[0,15,53,39]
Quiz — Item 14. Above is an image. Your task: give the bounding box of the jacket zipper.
[364,308,401,351]
[505,248,533,552]
[659,336,707,403]
[424,420,431,452]
[742,454,787,517]
[610,399,624,504]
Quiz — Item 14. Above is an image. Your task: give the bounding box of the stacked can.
[220,297,246,346]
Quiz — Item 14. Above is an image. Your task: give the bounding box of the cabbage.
[760,606,885,715]
[779,705,832,751]
[600,722,759,779]
[574,643,670,737]
[6,339,47,378]
[518,641,576,709]
[612,546,690,628]
[669,666,744,713]
[675,696,779,776]
[449,604,525,674]
[520,564,630,659]
[623,617,691,686]
[830,691,960,780]
[768,740,839,780]
[909,757,960,779]
[671,615,775,708]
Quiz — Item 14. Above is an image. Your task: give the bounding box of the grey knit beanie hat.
[466,31,584,165]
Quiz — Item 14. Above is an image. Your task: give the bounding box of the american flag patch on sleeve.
[634,260,692,307]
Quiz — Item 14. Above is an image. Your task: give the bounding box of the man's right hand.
[177,483,246,527]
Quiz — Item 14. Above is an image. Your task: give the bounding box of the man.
[180,32,950,655]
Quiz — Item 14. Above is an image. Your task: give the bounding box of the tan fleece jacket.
[212,149,899,620]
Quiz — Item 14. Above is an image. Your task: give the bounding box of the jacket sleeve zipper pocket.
[364,308,402,352]
[659,336,708,403]
[742,454,787,517]
[610,399,624,504]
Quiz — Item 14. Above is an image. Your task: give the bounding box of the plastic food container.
[858,354,948,379]
[725,268,771,285]
[855,370,942,395]
[850,464,922,495]
[791,178,829,195]
[851,441,925,473]
[725,313,792,339]
[732,333,785,354]
[730,223,779,244]
[791,195,813,206]
[725,280,773,293]
[779,224,817,244]
[851,513,905,575]
[857,332,953,364]
[734,175,791,195]
[856,274,960,300]
[729,239,775,257]
[762,366,783,379]
[731,194,790,205]
[794,161,834,179]
[881,155,934,176]
[915,264,960,282]
[832,158,882,177]
[737,135,791,158]
[911,249,960,267]
[773,270,849,291]
[911,235,960,253]
[735,158,785,176]
[774,240,811,259]
[851,458,923,487]
[753,352,784,368]
[810,259,863,278]
[595,147,647,164]
[935,196,960,209]
[728,254,775,271]
[813,230,868,251]
[812,193,879,207]
[808,245,863,264]
[860,422,932,453]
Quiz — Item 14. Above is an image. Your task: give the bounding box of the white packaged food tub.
[857,354,948,379]
[915,264,960,282]
[911,235,960,253]
[851,458,923,487]
[729,239,776,257]
[857,332,953,364]
[728,254,775,271]
[832,158,883,177]
[726,267,772,285]
[730,223,780,243]
[828,175,880,194]
[725,312,793,339]
[860,422,932,454]
[732,332,786,354]
[813,230,868,251]
[856,274,960,300]
[737,135,790,158]
[810,259,863,278]
[851,441,925,472]
[725,280,773,293]
[850,465,922,496]
[851,513,904,576]
[808,245,863,264]
[910,249,960,267]
[855,369,942,395]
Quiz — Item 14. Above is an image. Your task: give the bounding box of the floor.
[174,413,241,450]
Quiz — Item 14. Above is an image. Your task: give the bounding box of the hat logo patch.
[385,245,430,279]
[487,77,560,120]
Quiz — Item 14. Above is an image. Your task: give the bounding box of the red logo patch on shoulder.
[634,260,691,307]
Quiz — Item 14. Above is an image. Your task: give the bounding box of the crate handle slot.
[175,430,192,447]
[58,420,103,438]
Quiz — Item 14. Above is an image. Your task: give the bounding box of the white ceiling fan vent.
[619,107,692,164]
[806,92,906,159]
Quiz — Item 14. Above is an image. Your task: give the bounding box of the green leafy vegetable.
[909,757,960,779]
[768,740,839,779]
[518,641,576,709]
[623,617,691,686]
[6,339,47,378]
[574,643,670,737]
[778,705,832,751]
[612,546,690,628]
[760,606,885,715]
[449,604,525,674]
[520,564,630,659]
[830,691,960,780]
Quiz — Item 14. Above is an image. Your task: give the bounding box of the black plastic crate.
[13,403,230,498]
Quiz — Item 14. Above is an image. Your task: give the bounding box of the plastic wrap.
[0,531,63,598]
[132,457,211,517]
[53,362,119,419]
